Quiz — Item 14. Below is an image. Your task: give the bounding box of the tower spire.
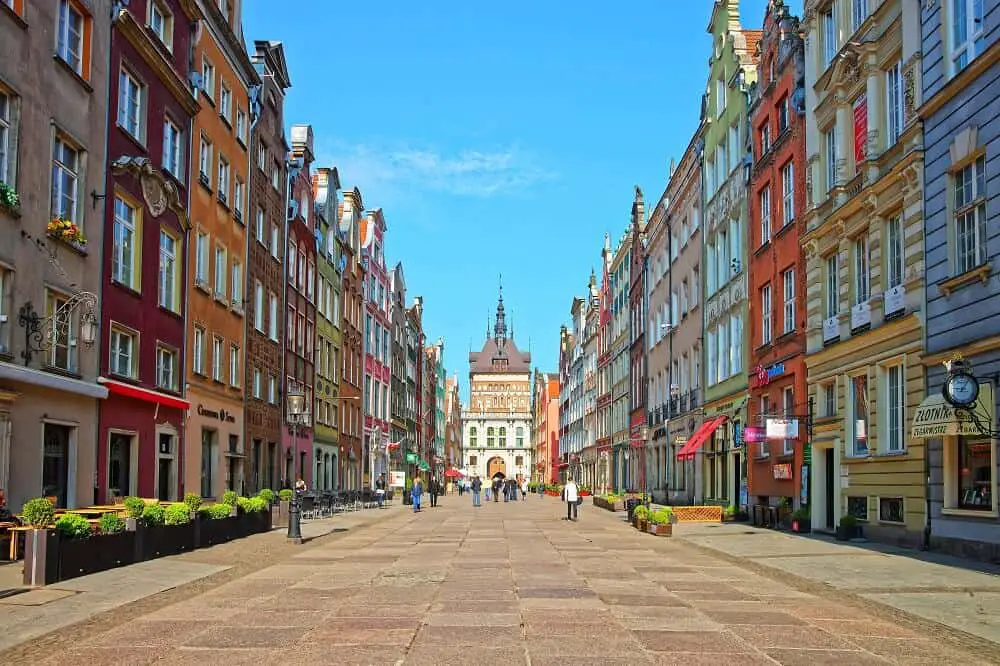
[493,275,507,347]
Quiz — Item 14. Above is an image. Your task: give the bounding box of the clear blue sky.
[242,0,799,401]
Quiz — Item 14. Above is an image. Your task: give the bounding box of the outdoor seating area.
[296,489,393,519]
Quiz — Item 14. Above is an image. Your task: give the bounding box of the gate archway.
[487,456,506,479]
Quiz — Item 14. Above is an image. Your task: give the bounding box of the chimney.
[290,124,314,163]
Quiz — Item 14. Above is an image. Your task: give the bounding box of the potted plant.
[648,508,674,536]
[123,496,145,531]
[183,492,203,517]
[836,514,862,541]
[791,507,811,533]
[0,181,20,214]
[632,504,650,531]
[21,497,57,586]
[723,504,737,522]
[221,490,239,517]
[197,503,237,546]
[274,488,293,527]
[53,513,94,580]
[96,511,136,572]
[46,217,88,250]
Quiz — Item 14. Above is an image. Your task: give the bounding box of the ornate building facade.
[462,291,532,482]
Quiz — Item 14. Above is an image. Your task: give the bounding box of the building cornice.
[919,40,1000,119]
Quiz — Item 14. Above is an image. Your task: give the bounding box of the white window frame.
[268,292,278,340]
[231,262,242,311]
[233,177,245,220]
[852,0,868,33]
[826,254,839,318]
[254,281,264,331]
[214,245,227,299]
[854,234,870,305]
[217,156,230,202]
[51,135,80,223]
[193,326,205,375]
[716,78,726,118]
[0,90,13,186]
[886,215,903,289]
[110,325,137,378]
[255,206,265,242]
[112,196,138,288]
[883,362,905,454]
[149,0,173,51]
[783,269,795,335]
[782,162,794,225]
[156,345,177,391]
[950,0,985,74]
[885,60,904,146]
[730,312,742,376]
[199,137,212,183]
[158,229,178,312]
[953,155,987,275]
[212,335,224,382]
[117,69,144,141]
[782,386,795,455]
[201,57,215,100]
[825,127,838,191]
[219,82,232,123]
[162,117,182,178]
[56,0,85,75]
[760,185,771,245]
[823,8,837,66]
[236,109,247,145]
[761,284,773,345]
[229,344,240,387]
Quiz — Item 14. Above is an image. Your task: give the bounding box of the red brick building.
[338,189,364,489]
[746,0,808,510]
[96,0,201,503]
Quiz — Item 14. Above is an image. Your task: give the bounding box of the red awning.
[675,417,726,461]
[98,377,190,410]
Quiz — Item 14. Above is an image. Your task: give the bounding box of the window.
[716,78,726,117]
[214,246,227,298]
[954,155,987,274]
[759,186,771,244]
[112,196,139,289]
[851,375,869,457]
[847,496,868,520]
[117,69,144,140]
[823,8,837,66]
[253,281,264,331]
[158,230,179,311]
[45,290,73,371]
[149,0,173,50]
[781,162,794,225]
[469,426,477,447]
[253,368,262,399]
[782,386,795,455]
[231,262,242,310]
[0,90,11,186]
[951,0,985,73]
[156,345,177,390]
[782,269,795,334]
[487,427,495,448]
[217,156,230,202]
[270,224,280,259]
[777,96,789,132]
[193,326,205,375]
[255,206,265,242]
[233,177,245,220]
[199,137,212,184]
[229,345,240,387]
[212,335,223,382]
[499,427,507,448]
[162,117,182,178]
[110,326,137,378]
[268,375,277,404]
[885,215,903,290]
[201,57,215,100]
[257,143,265,170]
[51,136,80,223]
[730,313,743,375]
[272,160,280,190]
[268,293,278,340]
[852,0,868,32]
[236,109,247,145]
[56,0,86,75]
[761,284,773,345]
[825,128,838,191]
[0,268,10,353]
[759,395,771,457]
[823,382,837,417]
[825,254,839,318]
[886,60,903,146]
[884,363,904,454]
[219,83,232,123]
[717,319,729,381]
[728,123,740,173]
[194,231,209,286]
[957,437,991,510]
[879,497,904,523]
[854,234,870,304]
[760,123,771,156]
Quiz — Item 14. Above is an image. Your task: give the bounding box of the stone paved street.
[6,496,1000,665]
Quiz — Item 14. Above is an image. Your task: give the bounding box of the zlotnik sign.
[911,383,995,438]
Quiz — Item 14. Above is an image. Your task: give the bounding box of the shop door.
[108,432,132,501]
[43,424,70,506]
[158,458,172,501]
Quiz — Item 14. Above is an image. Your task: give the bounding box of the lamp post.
[286,382,306,544]
[17,291,99,366]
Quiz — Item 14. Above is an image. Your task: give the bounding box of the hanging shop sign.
[772,463,793,480]
[742,426,765,443]
[405,452,417,464]
[765,418,799,440]
[751,363,785,388]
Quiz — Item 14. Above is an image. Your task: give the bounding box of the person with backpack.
[563,477,580,521]
[471,476,482,507]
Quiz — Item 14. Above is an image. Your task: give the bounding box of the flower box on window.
[0,182,20,215]
[47,217,88,251]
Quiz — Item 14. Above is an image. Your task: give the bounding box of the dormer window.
[149,0,173,52]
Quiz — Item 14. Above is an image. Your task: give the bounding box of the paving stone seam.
[669,526,1000,660]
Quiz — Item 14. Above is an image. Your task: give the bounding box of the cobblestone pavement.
[10,497,1000,665]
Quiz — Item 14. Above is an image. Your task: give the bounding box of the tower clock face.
[944,372,979,408]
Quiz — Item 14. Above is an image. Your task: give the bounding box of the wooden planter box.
[637,519,649,531]
[272,500,290,529]
[197,516,240,547]
[138,523,196,559]
[647,523,673,536]
[24,530,137,586]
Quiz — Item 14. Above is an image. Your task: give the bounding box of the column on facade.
[835,98,853,190]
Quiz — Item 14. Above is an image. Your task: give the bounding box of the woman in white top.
[564,478,579,521]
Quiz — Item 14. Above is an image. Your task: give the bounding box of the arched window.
[499,427,507,448]
[469,426,478,448]
[487,427,495,448]
[516,427,525,448]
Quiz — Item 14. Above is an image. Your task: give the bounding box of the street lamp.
[17,291,99,366]
[286,382,306,544]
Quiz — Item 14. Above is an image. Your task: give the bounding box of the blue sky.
[243,0,799,399]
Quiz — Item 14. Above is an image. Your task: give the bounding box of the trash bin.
[403,490,412,505]
[625,498,642,521]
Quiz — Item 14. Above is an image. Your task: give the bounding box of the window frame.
[51,133,81,224]
[761,283,773,345]
[782,268,795,335]
[157,228,180,312]
[781,161,794,225]
[759,184,771,245]
[155,343,178,391]
[162,116,183,179]
[109,323,139,379]
[111,193,141,290]
[193,326,205,375]
[148,0,174,52]
[56,0,89,77]
[117,67,145,142]
[952,155,987,275]
[883,362,905,454]
[0,88,14,188]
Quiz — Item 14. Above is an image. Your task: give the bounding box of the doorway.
[824,448,835,529]
[107,432,133,501]
[43,424,71,506]
[487,456,506,479]
[733,453,741,507]
[158,458,172,501]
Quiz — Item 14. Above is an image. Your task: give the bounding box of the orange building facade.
[184,0,258,499]
[745,1,808,509]
[532,370,560,485]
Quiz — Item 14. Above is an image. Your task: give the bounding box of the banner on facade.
[772,463,793,480]
[405,452,417,464]
[911,382,995,438]
[743,426,764,443]
[765,418,799,440]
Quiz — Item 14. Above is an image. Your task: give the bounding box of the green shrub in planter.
[839,514,858,527]
[650,508,674,525]
[792,507,811,521]
[55,513,92,539]
[201,503,232,520]
[235,496,252,513]
[99,512,126,535]
[725,504,737,518]
[632,505,650,521]
[21,497,55,528]
[183,492,202,514]
[123,496,145,520]
[248,497,268,513]
[221,490,239,506]
[141,503,165,527]
[164,503,191,526]
[257,488,276,504]
[278,489,293,502]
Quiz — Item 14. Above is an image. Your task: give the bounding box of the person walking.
[471,476,482,507]
[375,473,386,508]
[493,477,501,503]
[520,478,527,501]
[411,477,424,513]
[430,475,440,508]
[458,478,464,497]
[564,477,579,521]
